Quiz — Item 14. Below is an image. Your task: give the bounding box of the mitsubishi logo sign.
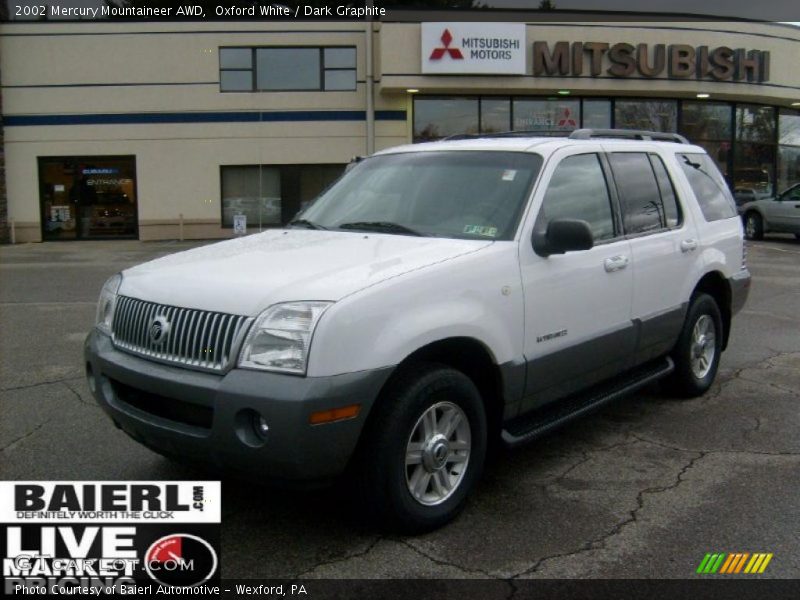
[422,22,526,75]
[429,29,464,60]
[558,108,577,127]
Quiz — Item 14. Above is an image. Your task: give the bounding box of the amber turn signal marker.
[309,404,361,425]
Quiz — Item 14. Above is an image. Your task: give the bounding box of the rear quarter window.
[676,153,737,221]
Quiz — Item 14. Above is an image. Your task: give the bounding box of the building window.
[219,48,254,91]
[221,166,282,229]
[778,109,800,193]
[38,156,137,241]
[221,164,344,228]
[734,104,776,198]
[582,99,612,129]
[513,99,580,134]
[679,101,733,183]
[480,98,511,134]
[413,97,479,142]
[219,47,356,92]
[615,100,677,132]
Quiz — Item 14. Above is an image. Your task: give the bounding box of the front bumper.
[84,330,393,483]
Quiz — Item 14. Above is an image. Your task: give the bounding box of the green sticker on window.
[463,225,498,237]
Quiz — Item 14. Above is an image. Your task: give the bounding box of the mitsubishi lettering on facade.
[421,23,526,74]
[532,41,770,82]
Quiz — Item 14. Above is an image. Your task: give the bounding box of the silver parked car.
[740,183,800,241]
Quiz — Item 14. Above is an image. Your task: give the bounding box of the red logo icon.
[558,108,577,127]
[429,29,464,60]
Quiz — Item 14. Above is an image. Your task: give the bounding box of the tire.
[744,212,764,241]
[353,363,487,533]
[666,293,724,398]
[794,233,800,241]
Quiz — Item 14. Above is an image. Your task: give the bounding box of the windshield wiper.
[288,219,328,230]
[337,221,427,237]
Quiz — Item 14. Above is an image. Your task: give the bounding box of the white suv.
[85,129,750,532]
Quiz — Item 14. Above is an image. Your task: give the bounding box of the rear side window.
[649,154,681,228]
[677,153,737,221]
[608,152,665,235]
[537,153,616,242]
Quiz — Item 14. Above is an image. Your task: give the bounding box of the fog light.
[255,415,270,439]
[234,409,268,448]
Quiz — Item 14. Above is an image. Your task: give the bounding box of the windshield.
[296,151,543,240]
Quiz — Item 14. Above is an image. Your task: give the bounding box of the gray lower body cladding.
[84,330,393,484]
[729,268,751,316]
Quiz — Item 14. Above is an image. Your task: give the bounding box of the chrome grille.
[111,296,252,373]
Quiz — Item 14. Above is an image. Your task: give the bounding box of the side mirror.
[532,218,594,257]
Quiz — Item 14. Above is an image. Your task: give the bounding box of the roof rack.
[443,130,550,141]
[441,129,691,144]
[568,129,690,144]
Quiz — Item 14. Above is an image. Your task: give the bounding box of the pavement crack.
[1,376,83,394]
[513,449,705,578]
[548,438,641,487]
[397,537,502,578]
[736,375,800,397]
[630,433,800,457]
[1,419,52,452]
[549,450,591,484]
[62,381,98,408]
[293,536,382,579]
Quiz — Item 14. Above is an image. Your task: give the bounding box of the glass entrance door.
[39,156,138,240]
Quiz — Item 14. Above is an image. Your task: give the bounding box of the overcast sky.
[3,0,800,22]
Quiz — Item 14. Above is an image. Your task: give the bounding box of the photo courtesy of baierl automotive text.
[2,0,800,595]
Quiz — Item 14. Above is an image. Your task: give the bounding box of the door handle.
[604,255,629,272]
[680,239,698,253]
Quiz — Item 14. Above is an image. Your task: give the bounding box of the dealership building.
[0,16,798,243]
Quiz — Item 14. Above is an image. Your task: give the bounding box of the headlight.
[95,273,122,336]
[238,301,332,375]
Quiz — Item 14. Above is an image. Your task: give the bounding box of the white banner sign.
[0,481,221,523]
[421,22,526,75]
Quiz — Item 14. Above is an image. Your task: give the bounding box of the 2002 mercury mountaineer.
[85,129,750,532]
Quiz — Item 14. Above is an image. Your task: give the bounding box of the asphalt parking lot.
[1,235,798,579]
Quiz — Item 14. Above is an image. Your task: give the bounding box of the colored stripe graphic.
[719,554,736,573]
[700,552,773,574]
[758,554,773,573]
[698,553,727,573]
[696,553,713,573]
[734,553,749,573]
[710,553,726,573]
[744,553,774,573]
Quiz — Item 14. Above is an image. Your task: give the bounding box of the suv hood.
[120,229,492,316]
